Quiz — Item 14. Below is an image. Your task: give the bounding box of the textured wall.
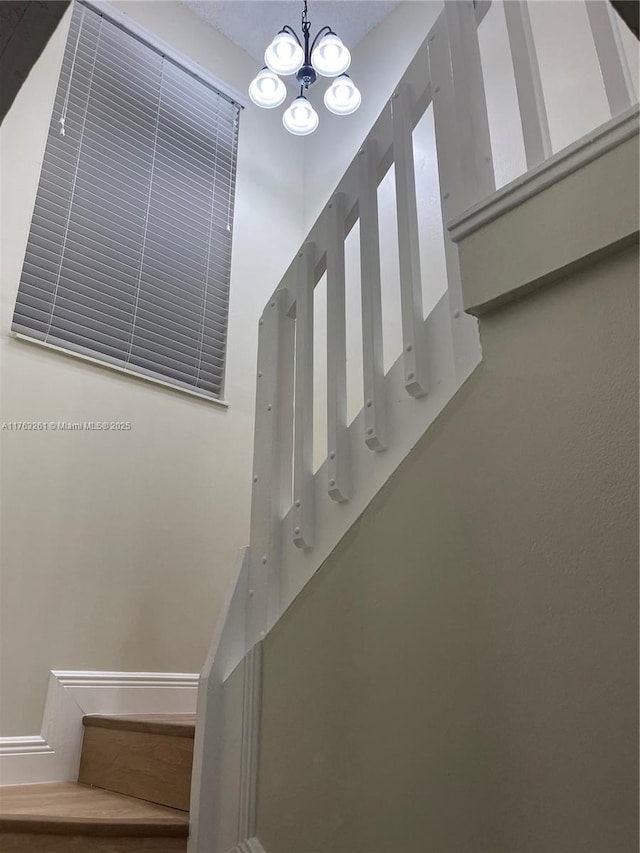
[257,243,639,852]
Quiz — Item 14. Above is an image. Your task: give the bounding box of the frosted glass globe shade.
[324,75,361,115]
[265,31,304,76]
[311,33,351,77]
[283,97,319,135]
[249,68,287,108]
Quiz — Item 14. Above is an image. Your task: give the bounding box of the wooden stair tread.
[82,714,196,738]
[0,782,189,837]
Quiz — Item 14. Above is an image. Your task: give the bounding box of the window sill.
[10,332,230,409]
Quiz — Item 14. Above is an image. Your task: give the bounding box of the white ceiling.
[184,1,400,65]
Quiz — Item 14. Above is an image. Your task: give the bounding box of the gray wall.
[257,243,639,852]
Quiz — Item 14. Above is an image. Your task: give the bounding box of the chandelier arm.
[280,24,303,47]
[309,25,335,55]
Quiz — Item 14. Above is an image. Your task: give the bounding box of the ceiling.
[184,1,400,65]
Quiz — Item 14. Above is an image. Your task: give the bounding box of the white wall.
[1,0,637,735]
[303,0,444,233]
[0,1,304,736]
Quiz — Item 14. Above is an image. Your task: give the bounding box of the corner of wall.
[301,0,443,232]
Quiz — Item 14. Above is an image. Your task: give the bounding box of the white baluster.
[392,81,429,399]
[246,290,290,646]
[444,0,495,208]
[504,0,552,169]
[428,10,482,381]
[326,193,350,502]
[271,297,295,627]
[292,243,315,549]
[586,0,635,117]
[275,304,295,519]
[358,139,387,452]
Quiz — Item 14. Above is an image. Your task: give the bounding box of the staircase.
[1,2,635,852]
[188,2,639,852]
[0,714,195,852]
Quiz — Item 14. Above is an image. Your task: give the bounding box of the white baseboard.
[228,838,267,853]
[0,670,199,786]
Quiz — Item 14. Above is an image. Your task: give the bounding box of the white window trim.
[11,333,230,407]
[82,0,248,109]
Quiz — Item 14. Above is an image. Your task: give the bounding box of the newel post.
[246,289,294,648]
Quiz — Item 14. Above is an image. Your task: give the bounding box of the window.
[12,1,240,400]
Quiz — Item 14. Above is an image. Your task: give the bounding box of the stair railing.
[245,0,637,648]
[190,2,637,850]
[245,0,497,648]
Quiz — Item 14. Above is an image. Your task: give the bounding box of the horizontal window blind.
[13,1,240,399]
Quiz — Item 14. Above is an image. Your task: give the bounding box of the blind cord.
[59,4,86,136]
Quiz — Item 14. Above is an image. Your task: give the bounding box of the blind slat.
[30,215,144,263]
[14,0,238,401]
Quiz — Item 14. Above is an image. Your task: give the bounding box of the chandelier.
[249,0,361,136]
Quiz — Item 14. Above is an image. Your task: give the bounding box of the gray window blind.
[12,1,240,399]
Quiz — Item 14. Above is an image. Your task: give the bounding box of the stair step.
[79,715,195,811]
[82,714,196,738]
[0,781,188,851]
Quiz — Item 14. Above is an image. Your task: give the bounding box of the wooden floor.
[0,714,194,851]
[0,782,189,835]
[0,832,187,852]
